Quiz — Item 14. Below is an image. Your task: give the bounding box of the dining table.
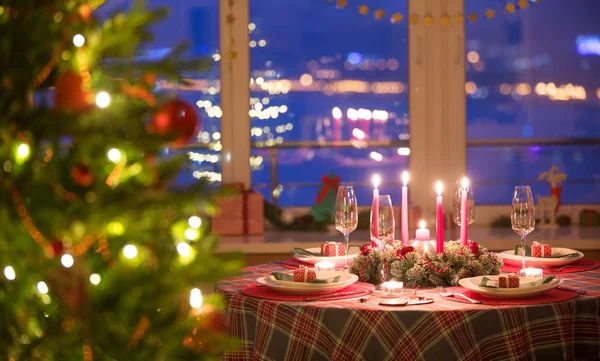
[218,263,600,361]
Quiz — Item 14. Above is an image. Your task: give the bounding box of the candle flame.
[419,220,426,229]
[372,174,381,189]
[461,177,469,190]
[401,171,409,186]
[435,181,443,196]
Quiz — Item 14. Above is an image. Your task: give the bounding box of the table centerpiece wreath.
[349,240,503,287]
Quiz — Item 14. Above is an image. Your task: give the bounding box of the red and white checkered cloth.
[218,264,600,361]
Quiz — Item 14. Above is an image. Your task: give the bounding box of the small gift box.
[532,241,552,258]
[579,209,600,227]
[293,268,317,283]
[211,183,264,236]
[498,273,519,288]
[321,242,346,257]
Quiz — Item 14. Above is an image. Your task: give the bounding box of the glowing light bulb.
[73,34,85,47]
[190,288,203,309]
[37,281,49,294]
[90,273,101,285]
[16,143,30,160]
[61,254,74,268]
[96,91,111,108]
[107,148,121,163]
[332,107,342,119]
[4,266,15,280]
[397,147,410,156]
[122,244,138,259]
[177,242,191,256]
[185,229,199,241]
[188,216,202,229]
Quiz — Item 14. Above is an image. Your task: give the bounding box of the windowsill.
[215,226,600,254]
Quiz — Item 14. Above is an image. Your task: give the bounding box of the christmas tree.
[0,1,242,360]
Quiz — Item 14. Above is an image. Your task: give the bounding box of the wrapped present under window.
[211,183,264,236]
[579,209,600,227]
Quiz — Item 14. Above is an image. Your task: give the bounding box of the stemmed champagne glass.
[453,182,475,226]
[370,195,395,250]
[335,185,358,270]
[511,186,535,269]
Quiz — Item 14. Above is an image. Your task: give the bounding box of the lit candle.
[371,174,380,246]
[381,281,404,297]
[415,220,430,240]
[460,177,469,246]
[435,181,444,254]
[519,267,543,278]
[314,261,336,271]
[401,171,409,245]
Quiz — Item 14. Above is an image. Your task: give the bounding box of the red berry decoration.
[467,241,479,257]
[151,99,199,145]
[360,244,371,256]
[54,69,93,113]
[397,246,415,258]
[70,163,94,187]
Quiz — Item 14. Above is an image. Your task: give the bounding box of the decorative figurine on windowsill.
[537,165,566,227]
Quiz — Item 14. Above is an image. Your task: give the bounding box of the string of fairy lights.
[328,0,542,25]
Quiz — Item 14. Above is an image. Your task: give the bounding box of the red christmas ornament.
[397,246,415,258]
[70,163,94,187]
[54,69,93,113]
[467,241,479,257]
[360,244,371,256]
[51,240,64,258]
[151,99,199,145]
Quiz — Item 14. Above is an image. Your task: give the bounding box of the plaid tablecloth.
[218,263,600,361]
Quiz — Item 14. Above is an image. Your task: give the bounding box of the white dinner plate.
[459,275,564,299]
[257,272,359,294]
[501,247,584,268]
[293,247,359,267]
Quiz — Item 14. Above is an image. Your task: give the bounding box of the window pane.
[466,0,600,204]
[250,1,409,206]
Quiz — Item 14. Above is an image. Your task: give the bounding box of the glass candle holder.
[409,239,437,255]
[518,267,543,278]
[381,281,404,297]
[314,261,336,271]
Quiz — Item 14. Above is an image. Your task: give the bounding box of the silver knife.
[558,286,587,294]
[304,291,372,302]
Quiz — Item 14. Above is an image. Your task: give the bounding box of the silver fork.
[436,286,482,304]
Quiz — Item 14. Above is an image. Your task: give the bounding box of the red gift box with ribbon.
[498,273,519,288]
[293,268,317,283]
[211,183,264,236]
[321,242,346,257]
[532,241,552,258]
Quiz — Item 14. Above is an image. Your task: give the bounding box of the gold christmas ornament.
[423,13,433,26]
[505,2,516,13]
[485,9,495,19]
[409,13,420,25]
[336,0,347,9]
[374,8,385,20]
[518,0,529,8]
[455,13,465,24]
[391,12,404,24]
[358,5,369,15]
[440,13,450,26]
[468,13,478,23]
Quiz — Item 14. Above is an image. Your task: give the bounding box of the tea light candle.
[519,267,543,278]
[415,220,430,240]
[314,261,336,271]
[381,281,404,297]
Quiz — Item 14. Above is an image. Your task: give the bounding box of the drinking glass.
[452,182,475,226]
[370,195,395,250]
[335,185,358,270]
[511,186,535,269]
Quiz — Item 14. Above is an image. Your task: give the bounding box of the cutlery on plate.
[278,261,302,268]
[304,290,372,302]
[436,286,482,304]
[558,286,587,294]
[291,248,325,257]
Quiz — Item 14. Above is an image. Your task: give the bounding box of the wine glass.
[370,195,395,250]
[511,186,535,269]
[452,182,475,226]
[335,185,358,270]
